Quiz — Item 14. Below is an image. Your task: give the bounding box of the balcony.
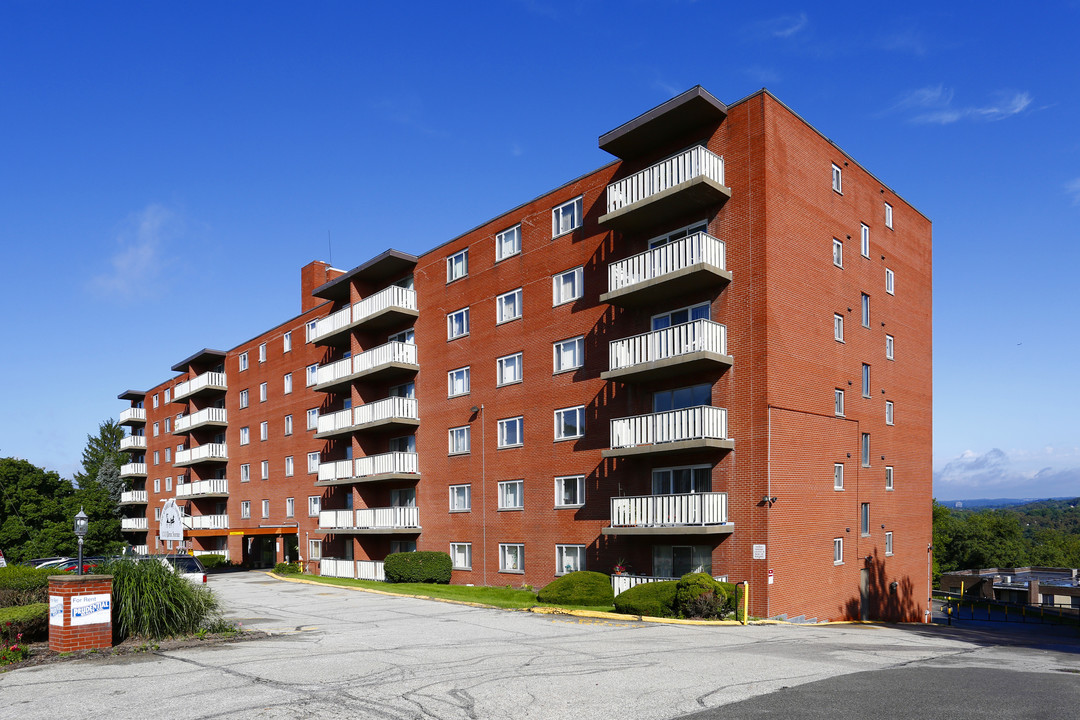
[119,490,147,505]
[599,146,730,230]
[131,544,149,555]
[173,371,227,401]
[600,232,730,307]
[120,462,147,478]
[119,408,146,426]
[183,514,230,531]
[121,517,148,532]
[193,549,230,562]
[314,397,420,439]
[604,405,733,458]
[318,507,420,534]
[314,341,418,393]
[175,407,228,433]
[175,443,228,466]
[602,320,731,383]
[316,452,419,487]
[120,435,147,452]
[319,558,386,580]
[176,478,229,499]
[311,285,419,344]
[602,492,733,536]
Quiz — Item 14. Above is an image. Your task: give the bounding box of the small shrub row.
[614,580,679,618]
[0,566,64,608]
[384,551,452,584]
[273,562,301,575]
[537,571,614,606]
[198,554,230,570]
[1,603,49,643]
[613,574,742,620]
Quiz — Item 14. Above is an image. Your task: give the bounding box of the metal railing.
[315,356,355,387]
[312,304,354,342]
[193,549,229,561]
[176,478,228,497]
[120,490,147,504]
[319,507,420,530]
[173,371,227,400]
[355,452,419,477]
[183,514,229,530]
[610,405,728,448]
[606,146,725,213]
[175,443,229,464]
[131,544,149,555]
[318,459,356,482]
[609,319,727,372]
[320,558,356,579]
[356,560,386,581]
[316,407,355,435]
[175,407,227,432]
[120,435,147,451]
[354,341,417,374]
[353,396,419,427]
[608,232,725,293]
[121,517,148,531]
[610,492,728,528]
[612,573,728,596]
[120,463,147,477]
[352,285,416,324]
[119,408,146,424]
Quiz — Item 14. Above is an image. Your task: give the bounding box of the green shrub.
[0,566,66,608]
[674,573,732,619]
[0,603,49,642]
[273,562,301,575]
[383,551,452,584]
[106,558,220,640]
[613,580,678,618]
[537,571,614,606]
[198,554,229,570]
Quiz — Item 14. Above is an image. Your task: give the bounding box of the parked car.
[53,557,105,573]
[138,554,208,584]
[32,557,72,569]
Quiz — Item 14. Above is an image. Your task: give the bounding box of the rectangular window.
[496,225,521,261]
[861,293,870,328]
[308,495,321,517]
[306,364,318,387]
[239,352,248,372]
[258,343,266,363]
[261,460,269,480]
[165,448,171,463]
[862,364,871,397]
[261,499,270,518]
[886,400,895,425]
[860,224,870,258]
[283,331,292,353]
[153,451,159,466]
[835,389,845,417]
[498,416,523,448]
[153,422,159,437]
[861,503,870,536]
[390,540,415,555]
[307,408,318,430]
[500,543,524,573]
[240,427,250,445]
[555,475,585,507]
[450,542,472,569]
[165,476,172,492]
[449,484,471,511]
[260,421,268,441]
[552,266,584,306]
[834,537,843,564]
[556,545,585,575]
[239,389,249,409]
[153,394,159,409]
[886,334,895,360]
[164,417,171,433]
[240,463,250,482]
[448,426,471,455]
[554,406,585,440]
[861,433,871,467]
[307,539,322,560]
[388,328,415,345]
[552,196,583,237]
[286,497,295,518]
[307,452,320,474]
[305,319,317,343]
[448,367,470,397]
[496,352,523,386]
[832,238,843,268]
[885,202,893,229]
[285,456,294,477]
[832,164,842,193]
[284,415,293,436]
[447,248,468,282]
[259,382,267,402]
[447,308,470,340]
[834,313,844,342]
[885,531,894,556]
[154,478,160,493]
[498,479,524,510]
[164,389,170,404]
[496,288,523,324]
[885,465,894,491]
[834,463,844,490]
[241,501,251,519]
[885,268,895,295]
[155,507,161,521]
[553,336,584,373]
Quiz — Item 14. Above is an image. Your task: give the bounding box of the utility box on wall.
[48,574,114,652]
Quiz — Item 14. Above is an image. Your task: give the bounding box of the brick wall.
[48,575,113,652]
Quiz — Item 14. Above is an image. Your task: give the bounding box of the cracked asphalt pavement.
[3,571,1079,719]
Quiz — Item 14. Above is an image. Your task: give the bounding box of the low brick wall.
[48,574,113,652]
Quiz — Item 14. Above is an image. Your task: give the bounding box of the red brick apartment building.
[117,87,932,622]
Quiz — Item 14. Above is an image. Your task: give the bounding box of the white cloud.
[1066,178,1080,205]
[934,447,1080,500]
[771,12,808,38]
[890,86,1033,125]
[90,203,181,299]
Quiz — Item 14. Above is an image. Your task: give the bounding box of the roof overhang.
[599,86,728,160]
[117,390,146,401]
[313,249,418,301]
[170,349,228,373]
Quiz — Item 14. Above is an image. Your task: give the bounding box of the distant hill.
[945,497,1076,510]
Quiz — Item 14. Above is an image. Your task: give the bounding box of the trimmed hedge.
[0,603,49,642]
[675,573,731,619]
[613,580,678,618]
[537,571,614,606]
[383,551,452,584]
[198,554,230,570]
[0,566,64,608]
[273,562,301,575]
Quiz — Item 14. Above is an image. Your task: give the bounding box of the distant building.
[940,567,1080,612]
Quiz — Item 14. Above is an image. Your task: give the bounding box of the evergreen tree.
[73,419,124,489]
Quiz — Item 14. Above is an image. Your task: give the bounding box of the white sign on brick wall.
[70,593,111,626]
[752,544,766,560]
[49,595,64,626]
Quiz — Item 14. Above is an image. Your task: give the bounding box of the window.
[835,389,845,417]
[860,224,870,258]
[308,496,321,517]
[653,383,710,411]
[164,448,171,463]
[306,364,318,387]
[448,426,471,455]
[240,427,250,445]
[554,405,585,440]
[388,328,415,344]
[307,408,318,430]
[284,415,293,436]
[239,352,248,372]
[833,238,843,267]
[496,288,523,324]
[555,475,585,507]
[283,331,292,353]
[449,484,471,511]
[239,389,249,409]
[862,364,871,397]
[886,400,895,425]
[653,545,711,577]
[163,389,170,404]
[285,456,294,477]
[861,503,870,536]
[165,476,172,491]
[259,382,267,402]
[260,421,268,441]
[496,225,521,261]
[447,248,468,282]
[447,367,470,397]
[496,352,522,386]
[885,334,895,361]
[391,488,416,509]
[861,293,870,328]
[861,433,871,467]
[261,499,270,518]
[834,463,844,490]
[885,202,893,229]
[552,266,584,306]
[832,164,842,193]
[498,416,523,448]
[834,314,844,342]
[154,507,161,521]
[553,336,584,373]
[450,542,472,569]
[652,465,710,495]
[652,302,709,330]
[153,422,159,437]
[261,460,269,480]
[258,343,266,363]
[286,497,295,518]
[305,319,317,343]
[500,543,524,573]
[552,196,583,237]
[498,480,524,510]
[307,452,320,474]
[164,417,171,433]
[240,464,250,482]
[648,220,708,249]
[833,538,843,564]
[152,451,159,466]
[391,540,416,554]
[153,477,160,493]
[153,394,159,409]
[885,465,894,491]
[885,531,893,556]
[308,539,322,560]
[556,545,585,575]
[389,436,416,453]
[885,268,895,295]
[447,308,470,340]
[241,501,251,519]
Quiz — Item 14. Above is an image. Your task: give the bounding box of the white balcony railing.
[193,549,229,561]
[608,232,726,293]
[173,371,228,401]
[354,341,417,375]
[119,408,146,424]
[356,560,386,581]
[312,304,354,343]
[609,320,727,372]
[319,507,420,531]
[131,544,149,555]
[353,285,417,325]
[612,573,727,597]
[176,478,229,498]
[183,514,230,530]
[354,396,419,427]
[120,490,147,504]
[175,407,227,432]
[606,146,725,214]
[316,407,355,435]
[320,557,356,579]
[120,463,147,477]
[121,517,148,531]
[610,492,729,528]
[356,451,419,478]
[318,459,356,482]
[175,443,228,465]
[315,356,355,387]
[319,510,356,530]
[610,405,728,449]
[120,435,147,451]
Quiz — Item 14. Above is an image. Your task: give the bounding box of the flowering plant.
[0,633,26,666]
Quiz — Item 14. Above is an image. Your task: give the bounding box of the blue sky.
[1,1,1077,501]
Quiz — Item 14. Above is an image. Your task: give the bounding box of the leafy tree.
[0,458,75,563]
[73,419,125,490]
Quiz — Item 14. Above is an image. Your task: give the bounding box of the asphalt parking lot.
[3,571,1079,719]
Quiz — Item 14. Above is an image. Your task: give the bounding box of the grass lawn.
[280,574,615,613]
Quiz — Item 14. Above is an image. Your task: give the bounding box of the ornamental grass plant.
[106,558,220,640]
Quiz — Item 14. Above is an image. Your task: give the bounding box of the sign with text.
[752,544,766,560]
[160,498,184,542]
[70,594,111,626]
[49,595,64,626]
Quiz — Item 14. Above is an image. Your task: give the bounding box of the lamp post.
[73,507,89,576]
